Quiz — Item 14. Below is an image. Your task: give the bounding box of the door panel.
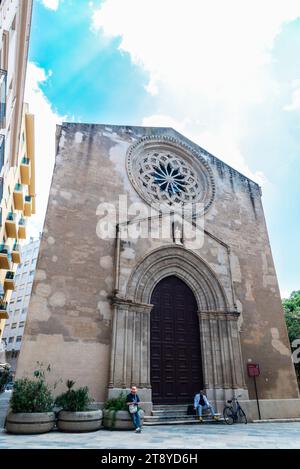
[150,275,203,404]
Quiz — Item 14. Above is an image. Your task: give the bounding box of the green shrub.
[55,380,92,412]
[10,364,54,413]
[103,392,128,429]
[104,392,127,411]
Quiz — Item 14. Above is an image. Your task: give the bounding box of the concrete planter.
[57,410,103,432]
[103,409,144,430]
[5,412,55,434]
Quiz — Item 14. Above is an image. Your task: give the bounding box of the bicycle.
[223,395,247,425]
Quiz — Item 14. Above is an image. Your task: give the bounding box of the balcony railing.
[18,217,27,239]
[20,156,31,185]
[5,212,17,238]
[24,195,32,216]
[0,69,7,129]
[13,183,24,210]
[0,243,12,270]
[12,242,21,264]
[0,297,8,319]
[4,270,15,292]
[0,300,8,311]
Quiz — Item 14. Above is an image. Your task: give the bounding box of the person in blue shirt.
[194,390,218,422]
[126,386,142,433]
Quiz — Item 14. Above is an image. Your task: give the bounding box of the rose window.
[126,136,215,214]
[137,151,200,206]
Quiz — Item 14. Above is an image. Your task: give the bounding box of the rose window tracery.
[126,136,215,214]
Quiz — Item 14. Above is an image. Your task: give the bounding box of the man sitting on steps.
[194,390,219,423]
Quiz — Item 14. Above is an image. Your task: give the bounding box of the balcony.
[0,69,7,129]
[0,298,8,320]
[24,195,32,217]
[11,242,21,264]
[20,157,31,185]
[0,244,12,270]
[18,217,27,239]
[13,183,24,211]
[4,271,14,292]
[5,212,17,238]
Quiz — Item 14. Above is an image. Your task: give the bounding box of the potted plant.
[55,380,102,432]
[103,392,144,430]
[5,364,55,434]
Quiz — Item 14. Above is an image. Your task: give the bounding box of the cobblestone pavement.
[1,393,300,449]
[1,422,300,449]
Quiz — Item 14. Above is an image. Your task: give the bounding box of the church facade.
[16,123,300,419]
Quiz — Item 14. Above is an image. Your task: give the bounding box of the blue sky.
[26,0,300,298]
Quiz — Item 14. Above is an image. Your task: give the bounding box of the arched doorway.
[150,275,203,404]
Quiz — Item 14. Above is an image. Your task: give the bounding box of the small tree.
[283,291,300,387]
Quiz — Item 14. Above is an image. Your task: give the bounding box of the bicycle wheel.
[237,408,247,424]
[223,406,234,425]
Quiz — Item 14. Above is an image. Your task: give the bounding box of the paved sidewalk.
[1,422,300,449]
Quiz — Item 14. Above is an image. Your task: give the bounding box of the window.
[19,321,25,328]
[16,336,22,342]
[17,298,22,303]
[22,307,27,315]
[29,270,35,277]
[8,337,14,344]
[11,323,17,329]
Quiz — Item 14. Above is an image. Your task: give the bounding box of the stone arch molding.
[109,245,248,410]
[126,245,229,312]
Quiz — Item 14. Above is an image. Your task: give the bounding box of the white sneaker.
[135,427,141,433]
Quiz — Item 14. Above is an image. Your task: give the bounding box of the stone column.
[107,297,153,414]
[198,311,248,404]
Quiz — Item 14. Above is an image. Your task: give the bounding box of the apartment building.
[2,237,39,372]
[0,1,34,341]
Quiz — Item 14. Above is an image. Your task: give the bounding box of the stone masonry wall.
[16,123,299,402]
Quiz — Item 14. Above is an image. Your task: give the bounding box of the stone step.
[151,411,222,418]
[153,405,190,411]
[144,417,224,426]
[152,409,190,416]
[146,415,197,421]
[252,418,300,424]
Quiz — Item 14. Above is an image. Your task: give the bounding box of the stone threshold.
[252,418,300,424]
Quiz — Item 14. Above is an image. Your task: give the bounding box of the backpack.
[187,404,196,415]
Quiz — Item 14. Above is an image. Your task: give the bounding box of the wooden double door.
[150,275,203,404]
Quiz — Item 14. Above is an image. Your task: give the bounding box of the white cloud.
[24,62,64,238]
[92,0,300,183]
[284,87,300,111]
[41,0,60,11]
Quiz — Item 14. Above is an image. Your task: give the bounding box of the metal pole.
[254,376,261,420]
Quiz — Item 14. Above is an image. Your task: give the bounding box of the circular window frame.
[126,135,215,215]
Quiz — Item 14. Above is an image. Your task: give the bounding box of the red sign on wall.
[247,363,260,377]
